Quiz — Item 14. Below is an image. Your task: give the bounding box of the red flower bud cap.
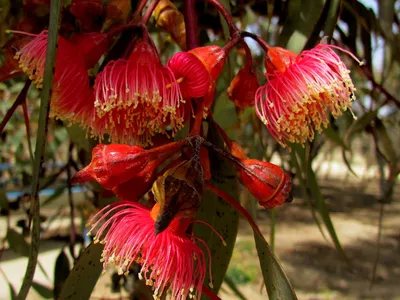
[239,159,292,209]
[265,47,297,74]
[71,144,148,189]
[167,51,210,98]
[189,45,227,81]
[227,65,259,109]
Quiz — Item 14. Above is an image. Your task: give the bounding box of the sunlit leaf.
[254,231,297,300]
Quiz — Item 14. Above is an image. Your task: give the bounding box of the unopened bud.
[239,159,292,208]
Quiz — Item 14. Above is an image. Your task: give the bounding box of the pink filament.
[89,201,209,300]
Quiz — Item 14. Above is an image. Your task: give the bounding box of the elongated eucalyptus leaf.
[0,188,9,211]
[223,276,247,300]
[54,250,71,299]
[32,282,52,299]
[344,110,377,147]
[254,231,297,300]
[194,121,239,297]
[58,243,103,300]
[292,145,346,260]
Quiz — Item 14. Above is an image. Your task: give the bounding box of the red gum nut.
[189,45,227,81]
[227,66,258,109]
[239,159,292,209]
[71,144,148,189]
[167,52,210,98]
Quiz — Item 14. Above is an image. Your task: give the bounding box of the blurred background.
[0,0,399,299]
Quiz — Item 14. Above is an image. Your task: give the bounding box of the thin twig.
[67,143,77,261]
[17,0,61,298]
[21,100,34,166]
[0,80,31,135]
[142,0,161,24]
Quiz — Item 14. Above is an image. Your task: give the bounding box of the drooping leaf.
[194,121,239,296]
[7,228,30,257]
[58,243,103,300]
[32,281,53,299]
[344,110,378,148]
[223,275,247,300]
[0,188,9,211]
[254,231,297,300]
[54,249,71,299]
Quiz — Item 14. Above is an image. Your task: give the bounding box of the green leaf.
[223,276,247,300]
[323,125,347,150]
[0,188,9,210]
[344,110,377,148]
[254,231,297,300]
[8,282,17,300]
[32,282,53,299]
[7,228,30,257]
[292,145,346,260]
[194,121,239,296]
[375,120,398,164]
[58,243,103,300]
[54,250,71,299]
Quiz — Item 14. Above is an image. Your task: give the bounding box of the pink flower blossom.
[255,44,358,147]
[88,201,210,300]
[93,41,185,145]
[14,30,94,125]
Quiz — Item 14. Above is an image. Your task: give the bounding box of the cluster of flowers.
[0,0,359,298]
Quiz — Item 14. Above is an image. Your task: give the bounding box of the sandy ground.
[0,178,399,300]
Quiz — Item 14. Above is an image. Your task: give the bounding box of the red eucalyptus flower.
[14,30,94,124]
[92,41,185,145]
[256,44,358,147]
[88,201,207,300]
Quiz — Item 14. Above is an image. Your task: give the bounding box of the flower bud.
[103,0,131,31]
[239,159,292,208]
[265,47,297,74]
[71,144,149,189]
[154,0,186,50]
[167,51,210,98]
[189,45,226,80]
[227,65,258,109]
